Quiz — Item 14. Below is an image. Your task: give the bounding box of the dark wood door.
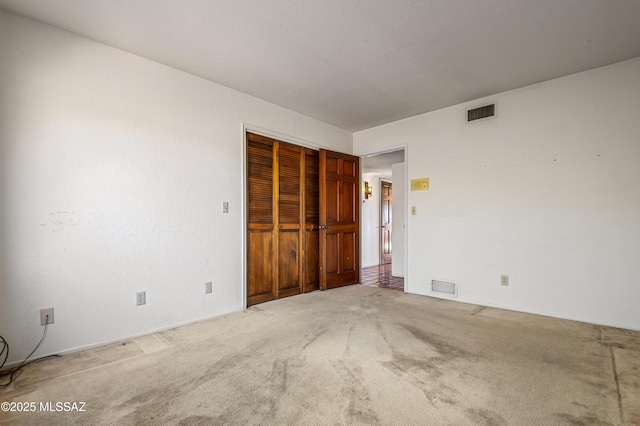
[319,149,360,290]
[303,148,320,293]
[246,133,320,307]
[381,181,392,265]
[246,134,276,306]
[276,142,304,299]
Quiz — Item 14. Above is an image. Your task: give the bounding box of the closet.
[246,132,360,307]
[246,133,319,306]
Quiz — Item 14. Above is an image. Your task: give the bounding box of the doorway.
[360,149,405,288]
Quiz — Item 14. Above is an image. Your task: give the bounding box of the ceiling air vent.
[467,103,495,122]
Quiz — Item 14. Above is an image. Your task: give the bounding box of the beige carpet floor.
[1,285,639,425]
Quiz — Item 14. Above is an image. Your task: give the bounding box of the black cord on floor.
[0,321,61,387]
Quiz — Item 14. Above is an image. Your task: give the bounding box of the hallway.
[360,264,404,290]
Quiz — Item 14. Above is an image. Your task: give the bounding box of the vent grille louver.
[467,104,495,122]
[431,279,457,296]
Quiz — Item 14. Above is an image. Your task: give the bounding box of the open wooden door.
[381,181,392,265]
[319,149,360,290]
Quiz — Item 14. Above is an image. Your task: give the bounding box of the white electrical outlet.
[501,275,509,286]
[205,281,212,294]
[136,291,146,306]
[40,308,54,325]
[222,202,229,213]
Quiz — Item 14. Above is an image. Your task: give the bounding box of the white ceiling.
[2,0,640,132]
[362,150,405,178]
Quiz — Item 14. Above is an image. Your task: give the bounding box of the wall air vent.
[431,279,457,297]
[467,103,495,122]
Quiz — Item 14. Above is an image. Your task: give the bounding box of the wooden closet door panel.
[278,144,302,225]
[278,230,300,296]
[325,232,339,274]
[246,134,275,306]
[303,149,320,292]
[247,136,274,224]
[339,181,356,222]
[304,231,319,292]
[319,149,360,290]
[277,143,302,297]
[247,231,275,298]
[341,231,356,272]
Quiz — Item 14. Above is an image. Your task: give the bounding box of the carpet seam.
[609,346,624,424]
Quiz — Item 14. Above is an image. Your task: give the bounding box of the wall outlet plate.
[222,202,229,213]
[40,308,54,325]
[136,291,146,306]
[501,275,509,286]
[205,281,213,294]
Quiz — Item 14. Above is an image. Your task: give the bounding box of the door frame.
[357,145,409,291]
[380,179,392,266]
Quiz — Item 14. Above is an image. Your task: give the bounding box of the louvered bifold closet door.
[247,134,276,306]
[303,149,320,292]
[277,142,304,298]
[246,133,318,307]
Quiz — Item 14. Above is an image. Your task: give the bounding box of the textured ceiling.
[362,150,405,177]
[1,0,640,132]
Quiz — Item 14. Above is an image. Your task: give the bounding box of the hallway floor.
[360,263,404,290]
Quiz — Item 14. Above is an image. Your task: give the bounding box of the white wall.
[391,162,405,278]
[354,57,640,331]
[360,174,380,268]
[0,10,351,364]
